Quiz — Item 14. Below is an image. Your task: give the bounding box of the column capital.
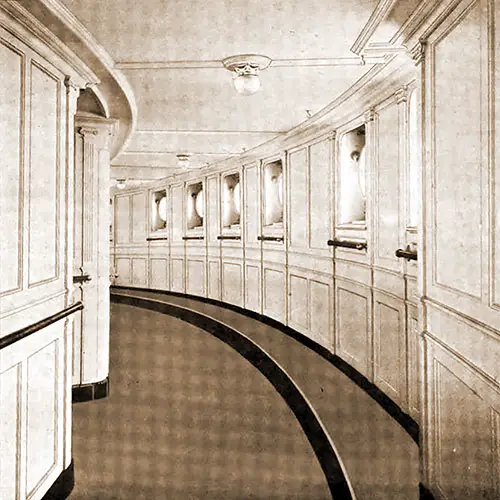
[409,40,426,65]
[395,86,409,104]
[364,108,376,123]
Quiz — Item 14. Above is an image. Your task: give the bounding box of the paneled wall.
[111,79,420,424]
[111,2,500,496]
[420,0,500,498]
[0,10,87,500]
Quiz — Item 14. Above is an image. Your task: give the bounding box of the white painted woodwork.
[150,258,168,290]
[0,41,22,295]
[73,113,114,386]
[107,3,500,496]
[335,279,372,378]
[243,163,262,313]
[0,10,89,498]
[420,0,500,497]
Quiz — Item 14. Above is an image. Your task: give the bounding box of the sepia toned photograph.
[0,1,499,499]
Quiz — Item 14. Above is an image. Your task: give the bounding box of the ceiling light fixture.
[116,178,127,190]
[176,153,190,168]
[222,54,271,96]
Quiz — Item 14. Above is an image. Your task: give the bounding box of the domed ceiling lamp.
[116,178,127,190]
[222,54,272,96]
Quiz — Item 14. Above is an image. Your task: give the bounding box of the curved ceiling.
[56,0,411,182]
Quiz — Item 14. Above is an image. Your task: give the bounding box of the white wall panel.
[28,63,59,286]
[115,195,130,244]
[263,267,285,323]
[288,148,308,249]
[309,279,332,346]
[222,261,243,306]
[187,259,205,296]
[131,192,147,244]
[335,279,371,378]
[150,258,168,290]
[208,260,220,300]
[432,3,482,298]
[0,41,23,294]
[171,258,185,293]
[0,364,21,500]
[26,340,59,496]
[115,257,131,286]
[289,273,308,331]
[375,101,401,269]
[245,264,261,313]
[309,139,332,249]
[373,291,406,406]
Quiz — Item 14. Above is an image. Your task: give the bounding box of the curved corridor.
[70,303,331,500]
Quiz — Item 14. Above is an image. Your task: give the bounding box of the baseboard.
[111,285,419,445]
[42,460,74,500]
[419,483,437,499]
[72,377,109,403]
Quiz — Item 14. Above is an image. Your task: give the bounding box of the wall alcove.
[338,124,366,226]
[186,182,204,230]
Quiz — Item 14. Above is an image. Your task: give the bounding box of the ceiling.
[60,0,384,183]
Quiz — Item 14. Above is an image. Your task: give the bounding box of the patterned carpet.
[112,290,420,500]
[70,304,331,500]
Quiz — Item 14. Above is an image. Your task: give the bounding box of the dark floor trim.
[419,483,437,500]
[111,292,354,500]
[72,377,109,403]
[112,285,419,445]
[41,460,74,500]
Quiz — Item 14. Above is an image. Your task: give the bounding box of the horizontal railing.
[258,235,284,242]
[182,235,205,241]
[217,235,241,240]
[0,301,83,350]
[327,239,367,250]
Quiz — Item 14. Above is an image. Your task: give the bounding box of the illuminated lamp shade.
[195,189,205,218]
[233,73,261,96]
[222,54,271,96]
[158,196,167,222]
[116,179,126,190]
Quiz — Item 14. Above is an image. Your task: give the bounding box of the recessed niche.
[187,182,204,230]
[222,173,241,228]
[151,189,167,232]
[339,124,366,225]
[263,160,283,227]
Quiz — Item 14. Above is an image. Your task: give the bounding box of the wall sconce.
[116,179,127,190]
[222,54,271,96]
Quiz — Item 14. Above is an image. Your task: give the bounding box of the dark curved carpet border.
[111,285,419,445]
[111,292,354,500]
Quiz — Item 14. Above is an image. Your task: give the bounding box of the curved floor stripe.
[112,285,418,444]
[111,292,355,500]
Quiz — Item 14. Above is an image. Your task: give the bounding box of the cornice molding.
[350,0,399,55]
[133,129,285,136]
[115,56,386,71]
[36,0,138,158]
[0,2,97,87]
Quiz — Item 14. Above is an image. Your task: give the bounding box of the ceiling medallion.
[222,54,272,96]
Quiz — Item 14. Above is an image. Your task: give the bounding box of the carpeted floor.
[70,304,331,500]
[111,290,420,500]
